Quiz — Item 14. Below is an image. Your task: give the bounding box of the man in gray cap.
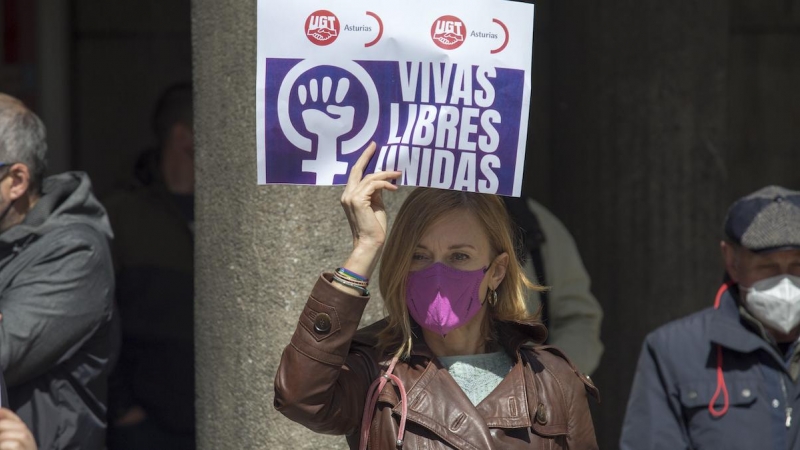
[620,186,800,450]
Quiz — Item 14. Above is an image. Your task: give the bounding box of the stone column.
[547,1,730,448]
[192,1,405,448]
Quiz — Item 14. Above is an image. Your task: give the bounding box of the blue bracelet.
[336,267,369,283]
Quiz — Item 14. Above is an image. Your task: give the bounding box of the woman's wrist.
[344,244,382,279]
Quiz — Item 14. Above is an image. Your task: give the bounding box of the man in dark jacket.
[0,93,118,449]
[105,83,195,450]
[620,186,800,450]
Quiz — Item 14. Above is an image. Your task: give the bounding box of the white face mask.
[742,275,800,334]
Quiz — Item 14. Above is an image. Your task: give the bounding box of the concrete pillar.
[547,1,730,448]
[193,1,405,448]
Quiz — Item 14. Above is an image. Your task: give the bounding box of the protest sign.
[256,0,534,196]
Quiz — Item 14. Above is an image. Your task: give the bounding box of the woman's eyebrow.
[448,244,477,250]
[414,243,477,250]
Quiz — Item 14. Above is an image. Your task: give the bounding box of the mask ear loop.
[709,282,733,418]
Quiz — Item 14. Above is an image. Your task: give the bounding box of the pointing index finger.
[348,141,378,184]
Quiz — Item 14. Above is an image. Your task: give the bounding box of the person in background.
[0,93,117,449]
[620,186,800,449]
[503,196,604,375]
[105,83,195,450]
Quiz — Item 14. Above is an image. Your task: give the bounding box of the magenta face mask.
[405,262,488,336]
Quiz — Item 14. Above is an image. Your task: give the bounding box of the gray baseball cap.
[724,186,800,253]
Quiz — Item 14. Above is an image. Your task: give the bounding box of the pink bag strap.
[359,355,408,449]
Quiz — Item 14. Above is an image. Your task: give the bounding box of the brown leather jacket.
[274,275,599,449]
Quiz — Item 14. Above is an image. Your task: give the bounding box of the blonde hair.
[377,188,543,359]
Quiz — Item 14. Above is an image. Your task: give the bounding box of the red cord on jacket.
[708,283,732,418]
[713,283,730,309]
[708,345,729,418]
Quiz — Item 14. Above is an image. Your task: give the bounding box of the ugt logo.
[305,10,340,46]
[431,15,466,50]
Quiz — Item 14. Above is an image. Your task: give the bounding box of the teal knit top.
[437,351,514,406]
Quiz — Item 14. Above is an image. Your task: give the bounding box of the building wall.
[547,1,730,448]
[545,1,800,448]
[727,0,800,200]
[72,0,191,196]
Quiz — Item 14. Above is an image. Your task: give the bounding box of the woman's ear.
[489,252,509,289]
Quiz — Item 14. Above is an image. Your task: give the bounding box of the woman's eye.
[412,253,427,261]
[451,253,469,261]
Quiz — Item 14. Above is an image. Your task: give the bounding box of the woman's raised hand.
[340,142,402,280]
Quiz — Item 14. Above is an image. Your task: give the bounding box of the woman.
[274,143,598,449]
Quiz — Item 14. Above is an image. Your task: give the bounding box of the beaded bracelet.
[331,274,370,296]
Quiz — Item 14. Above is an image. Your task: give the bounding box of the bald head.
[0,94,47,193]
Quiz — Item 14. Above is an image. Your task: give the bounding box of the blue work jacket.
[620,285,800,450]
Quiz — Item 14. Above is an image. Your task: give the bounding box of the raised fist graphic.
[298,77,354,183]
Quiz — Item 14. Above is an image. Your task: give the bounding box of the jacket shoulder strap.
[524,344,600,402]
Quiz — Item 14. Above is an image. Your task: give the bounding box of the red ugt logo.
[305,10,340,46]
[431,15,466,50]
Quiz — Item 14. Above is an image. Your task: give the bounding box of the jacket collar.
[368,319,546,448]
[386,359,499,450]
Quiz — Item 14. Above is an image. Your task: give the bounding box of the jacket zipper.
[780,375,792,428]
